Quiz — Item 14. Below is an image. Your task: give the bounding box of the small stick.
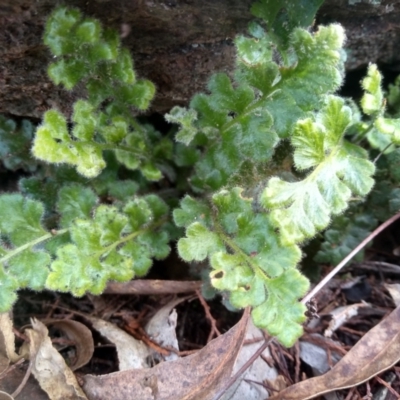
[11,356,35,398]
[195,289,221,342]
[302,211,400,305]
[212,335,274,400]
[294,342,301,383]
[375,375,400,398]
[344,386,356,400]
[0,358,25,380]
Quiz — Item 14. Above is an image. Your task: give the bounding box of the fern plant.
[315,65,400,266]
[0,1,399,347]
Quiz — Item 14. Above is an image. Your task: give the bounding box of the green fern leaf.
[315,212,377,266]
[46,196,170,296]
[251,269,308,347]
[178,222,225,262]
[0,116,37,172]
[375,118,400,145]
[8,250,50,290]
[0,267,19,312]
[176,187,307,346]
[361,64,384,116]
[261,96,375,245]
[176,24,346,192]
[165,107,198,145]
[0,195,53,310]
[0,194,48,245]
[57,185,98,228]
[251,0,325,50]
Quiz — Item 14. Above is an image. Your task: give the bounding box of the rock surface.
[0,0,399,118]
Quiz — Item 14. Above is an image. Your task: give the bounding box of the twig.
[162,346,199,356]
[11,355,35,398]
[373,142,394,163]
[344,386,357,400]
[195,289,221,342]
[364,381,372,399]
[302,211,400,305]
[212,335,274,400]
[271,343,292,383]
[45,296,60,319]
[243,337,264,345]
[243,378,277,391]
[294,341,300,383]
[375,375,400,398]
[0,358,25,381]
[104,279,202,295]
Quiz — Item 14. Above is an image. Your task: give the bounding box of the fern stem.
[213,219,271,283]
[130,117,147,136]
[0,229,69,264]
[95,217,167,259]
[353,121,375,145]
[96,143,147,159]
[220,89,281,135]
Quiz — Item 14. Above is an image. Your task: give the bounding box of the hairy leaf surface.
[262,96,375,245]
[176,188,307,346]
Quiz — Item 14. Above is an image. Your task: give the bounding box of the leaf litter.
[2,265,400,400]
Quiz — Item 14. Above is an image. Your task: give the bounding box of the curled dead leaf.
[85,315,152,371]
[42,319,94,371]
[269,304,400,400]
[82,309,250,400]
[0,334,10,376]
[0,313,22,365]
[24,318,88,400]
[144,297,189,362]
[384,283,400,306]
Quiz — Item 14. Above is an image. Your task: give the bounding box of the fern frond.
[175,188,307,347]
[33,7,164,180]
[261,96,375,245]
[167,24,346,192]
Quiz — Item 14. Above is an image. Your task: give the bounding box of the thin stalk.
[220,89,281,135]
[0,229,68,264]
[94,217,167,259]
[302,210,400,304]
[213,220,271,284]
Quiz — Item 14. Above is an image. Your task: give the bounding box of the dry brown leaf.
[145,297,189,362]
[226,319,278,399]
[384,283,400,306]
[0,328,10,375]
[81,308,250,400]
[0,313,22,365]
[24,318,88,400]
[42,319,94,371]
[299,335,342,376]
[85,315,152,370]
[269,304,400,399]
[0,391,13,400]
[265,375,291,394]
[324,303,370,338]
[0,364,49,400]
